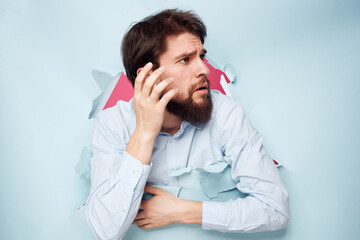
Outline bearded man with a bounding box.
[86,9,290,240]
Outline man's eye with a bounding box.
[180,57,189,63]
[200,54,206,61]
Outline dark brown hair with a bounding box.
[121,9,207,86]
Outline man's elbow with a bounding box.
[85,196,132,240]
[274,212,289,231]
[85,199,122,240]
[85,200,110,240]
[276,194,290,230]
[270,199,290,232]
[269,192,290,231]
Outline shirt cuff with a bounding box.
[202,201,229,232]
[112,150,152,191]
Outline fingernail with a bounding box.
[159,66,165,71]
[146,62,152,67]
[169,77,174,81]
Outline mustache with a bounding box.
[159,77,210,99]
[190,77,210,93]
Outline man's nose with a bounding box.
[195,57,210,77]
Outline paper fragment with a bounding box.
[102,72,134,110]
[75,147,92,183]
[88,92,104,119]
[91,69,114,91]
[177,168,201,190]
[178,176,208,201]
[167,162,248,202]
[196,161,228,173]
[204,57,231,95]
[169,166,192,177]
[223,63,235,83]
[200,164,238,199]
[88,72,121,119]
[220,74,232,97]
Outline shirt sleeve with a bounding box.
[202,97,290,233]
[85,114,151,240]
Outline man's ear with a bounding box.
[136,67,143,76]
[136,67,153,77]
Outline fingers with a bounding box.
[150,77,175,100]
[142,66,166,97]
[133,220,152,230]
[138,224,152,230]
[133,218,147,226]
[134,62,153,94]
[135,64,175,101]
[134,210,145,220]
[133,217,151,229]
[144,184,164,195]
[134,64,178,107]
[133,211,152,229]
[159,88,179,108]
[139,199,148,210]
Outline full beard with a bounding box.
[165,78,213,124]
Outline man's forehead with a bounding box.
[164,33,205,56]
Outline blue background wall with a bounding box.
[1,0,359,239]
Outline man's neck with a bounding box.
[161,110,183,135]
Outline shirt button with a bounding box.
[133,171,139,177]
[122,207,126,211]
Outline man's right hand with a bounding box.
[125,62,179,165]
[133,62,178,138]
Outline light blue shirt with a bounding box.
[85,90,290,240]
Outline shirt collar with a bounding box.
[183,121,204,130]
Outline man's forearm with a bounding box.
[126,63,178,166]
[126,128,156,165]
[178,200,202,225]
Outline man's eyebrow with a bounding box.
[174,49,207,60]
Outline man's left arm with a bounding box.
[200,97,290,233]
[202,136,290,232]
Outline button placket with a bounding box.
[166,138,178,185]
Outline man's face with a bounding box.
[158,32,212,124]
